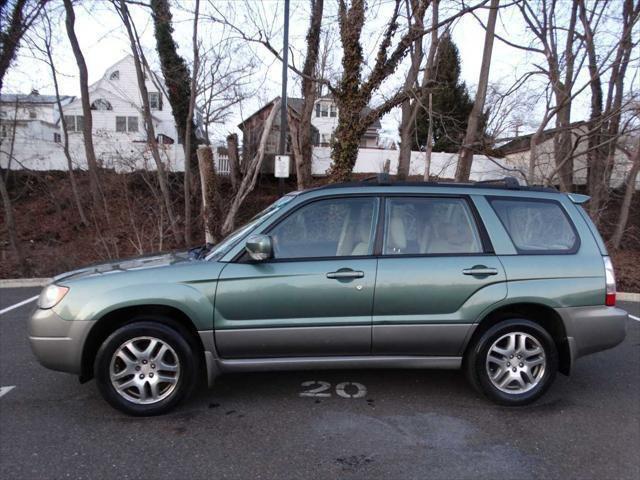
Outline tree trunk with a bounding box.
[0,172,25,274]
[182,0,200,246]
[117,0,181,245]
[226,133,241,191]
[197,145,217,244]
[63,0,103,213]
[222,100,280,234]
[456,0,499,182]
[423,92,434,181]
[610,141,640,249]
[295,0,324,190]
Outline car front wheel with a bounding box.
[465,319,558,406]
[94,321,197,416]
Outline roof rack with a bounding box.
[314,175,558,193]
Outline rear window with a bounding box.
[490,198,578,253]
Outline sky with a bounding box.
[4,0,632,145]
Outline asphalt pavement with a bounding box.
[1,287,638,480]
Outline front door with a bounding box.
[215,196,380,358]
[372,196,507,356]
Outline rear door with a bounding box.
[215,196,380,358]
[372,196,507,356]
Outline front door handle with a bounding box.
[463,266,498,276]
[326,270,364,279]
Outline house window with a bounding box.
[116,116,138,133]
[109,70,120,80]
[65,115,84,132]
[149,92,162,110]
[91,99,113,110]
[116,116,127,132]
[321,103,329,117]
[127,116,138,132]
[53,133,61,143]
[1,125,11,138]
[329,104,337,117]
[315,103,320,117]
[29,110,37,119]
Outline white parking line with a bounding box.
[0,296,38,316]
[0,386,16,398]
[629,314,640,322]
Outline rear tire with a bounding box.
[464,319,558,406]
[94,320,197,416]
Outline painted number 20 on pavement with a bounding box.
[299,381,367,398]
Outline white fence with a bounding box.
[311,147,520,182]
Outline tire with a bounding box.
[464,319,558,406]
[94,320,197,416]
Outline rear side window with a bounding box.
[490,198,578,253]
[383,197,483,255]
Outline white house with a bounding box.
[1,55,204,172]
[0,91,74,168]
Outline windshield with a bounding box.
[205,193,299,261]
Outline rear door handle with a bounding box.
[463,267,498,276]
[326,270,364,279]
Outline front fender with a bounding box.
[54,282,215,331]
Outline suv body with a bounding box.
[28,179,628,415]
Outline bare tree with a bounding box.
[196,144,218,244]
[62,0,104,214]
[611,137,640,249]
[579,0,640,222]
[397,0,440,180]
[34,7,88,226]
[221,99,280,234]
[455,0,499,182]
[0,0,48,273]
[115,0,181,245]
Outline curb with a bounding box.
[0,278,51,288]
[0,278,638,301]
[618,292,640,302]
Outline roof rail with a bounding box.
[474,176,521,189]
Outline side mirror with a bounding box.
[245,234,273,261]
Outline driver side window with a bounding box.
[269,197,377,259]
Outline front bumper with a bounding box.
[557,305,628,364]
[28,308,94,375]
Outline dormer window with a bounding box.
[329,104,337,117]
[315,102,329,118]
[109,70,120,80]
[148,92,162,110]
[91,99,113,111]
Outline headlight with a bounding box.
[38,284,70,309]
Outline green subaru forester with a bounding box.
[29,177,628,415]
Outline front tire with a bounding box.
[94,321,197,416]
[465,319,558,406]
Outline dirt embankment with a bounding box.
[1,171,638,291]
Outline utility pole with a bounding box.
[278,0,290,196]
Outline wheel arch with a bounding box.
[463,302,572,375]
[80,304,205,383]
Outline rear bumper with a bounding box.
[557,306,628,363]
[28,308,93,375]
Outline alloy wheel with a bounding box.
[485,331,546,394]
[109,336,181,405]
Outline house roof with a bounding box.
[238,96,382,130]
[0,93,74,104]
[497,121,588,155]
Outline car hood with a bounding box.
[53,251,195,283]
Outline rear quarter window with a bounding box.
[489,198,579,254]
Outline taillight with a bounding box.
[603,256,616,306]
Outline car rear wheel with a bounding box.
[465,319,558,406]
[95,321,197,416]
